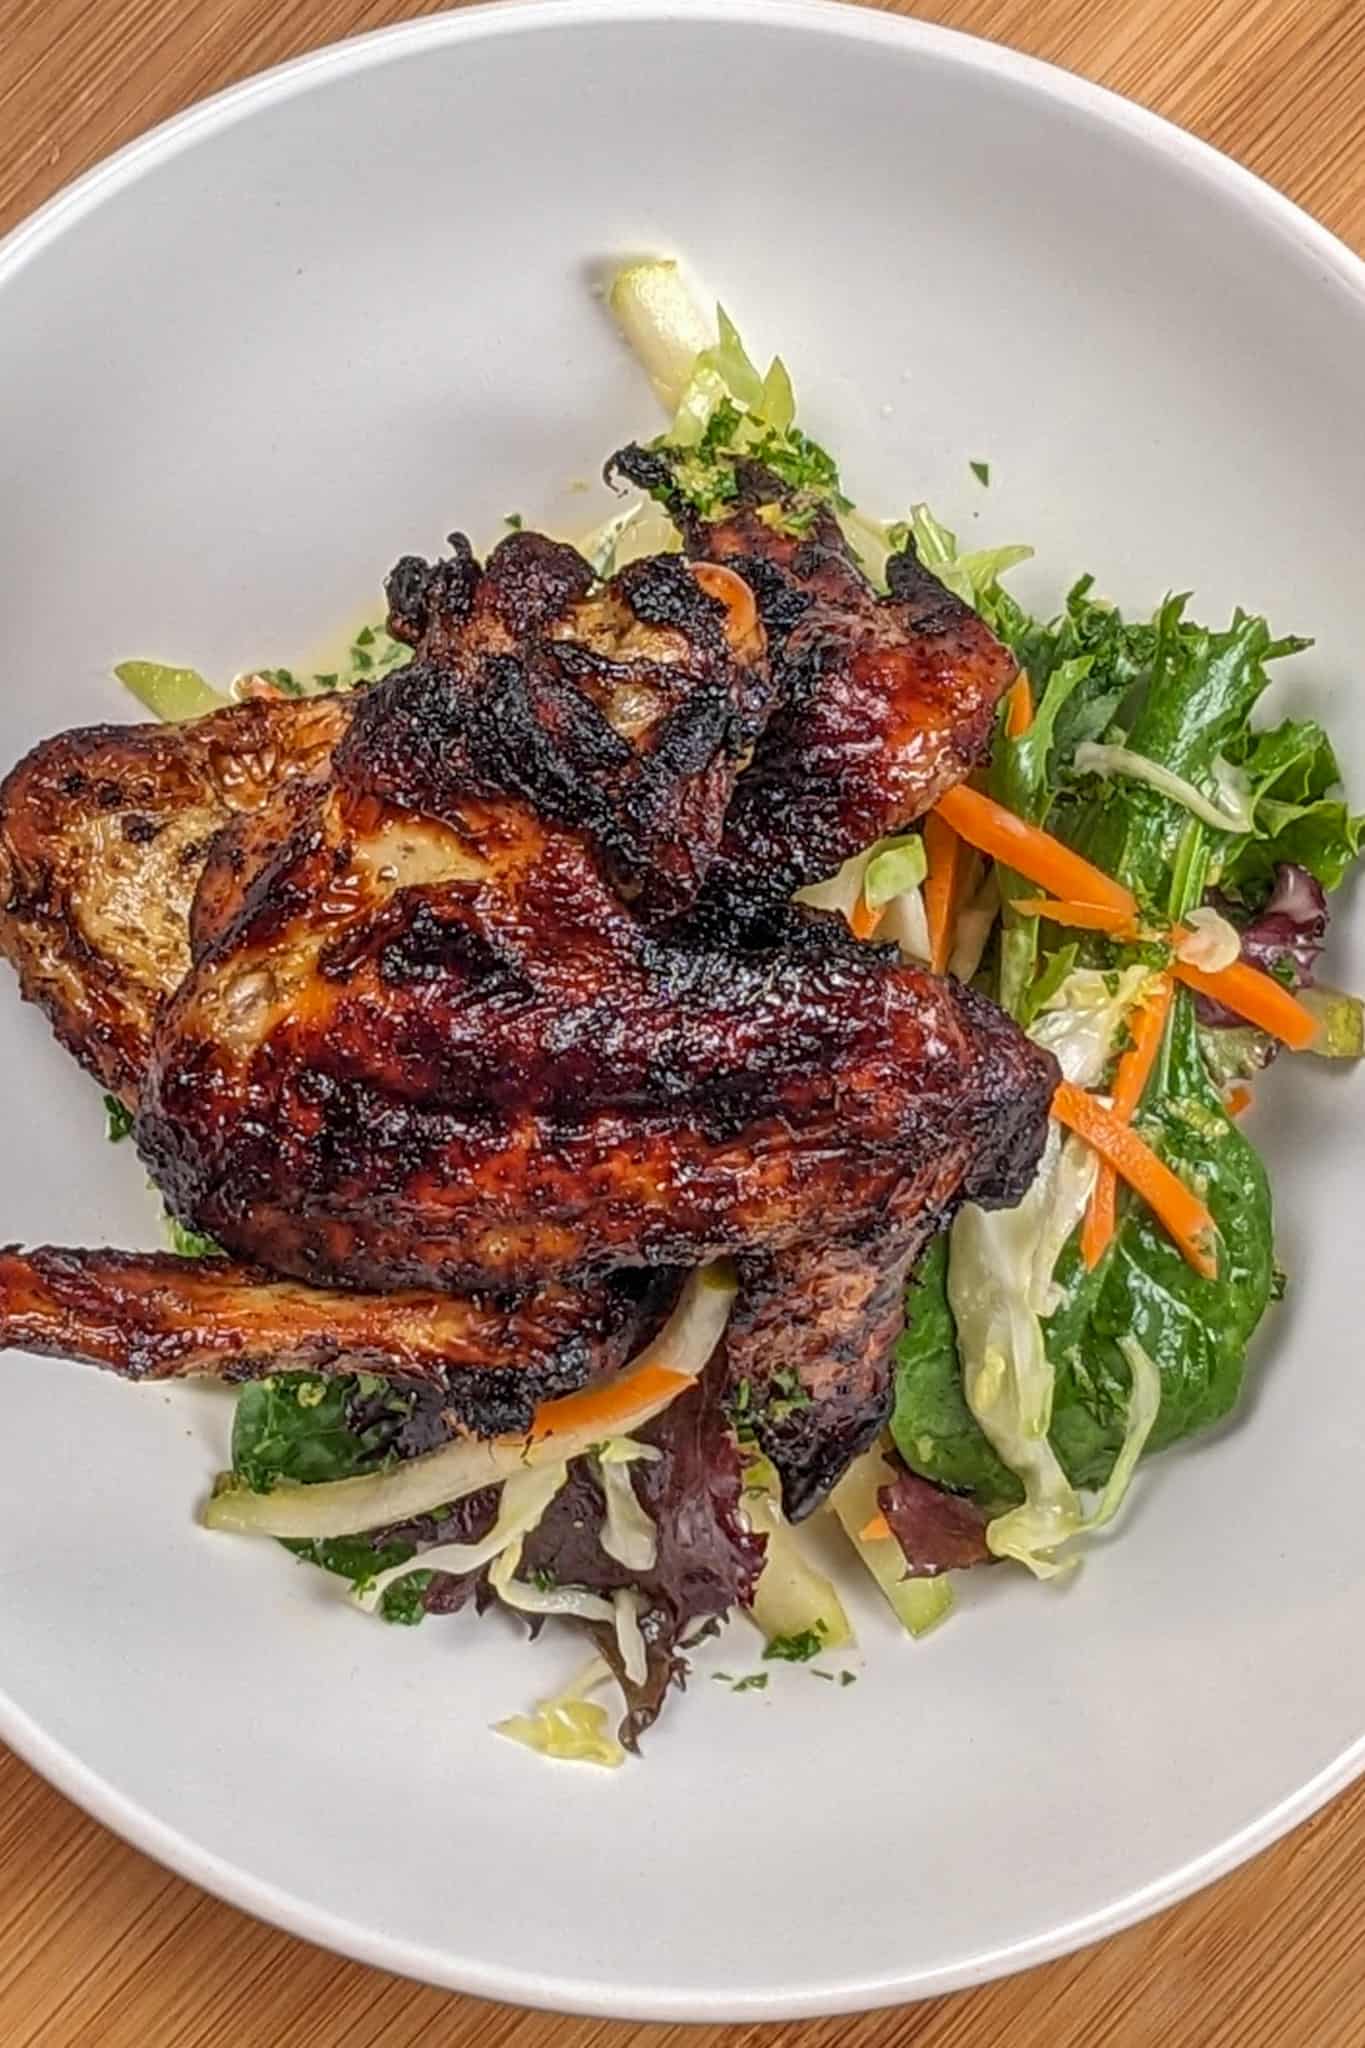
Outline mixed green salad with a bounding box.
[114,262,1364,1762]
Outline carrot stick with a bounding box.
[1009,896,1136,934]
[848,892,884,941]
[935,784,1138,918]
[1005,674,1034,738]
[1080,977,1173,1269]
[1170,953,1316,1051]
[530,1363,691,1444]
[923,810,964,972]
[1052,1079,1217,1278]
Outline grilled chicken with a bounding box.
[136,640,1052,1294]
[0,518,1055,1508]
[609,445,1015,910]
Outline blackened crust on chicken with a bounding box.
[368,531,775,920]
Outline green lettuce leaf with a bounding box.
[1220,717,1365,896]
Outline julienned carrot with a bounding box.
[1170,953,1316,1052]
[848,893,884,941]
[1052,1079,1217,1278]
[1005,674,1034,738]
[530,1363,691,1444]
[922,810,964,972]
[860,1512,892,1542]
[1080,977,1174,1269]
[1010,896,1135,934]
[935,783,1138,919]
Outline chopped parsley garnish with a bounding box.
[164,1211,224,1260]
[970,459,991,487]
[103,1093,133,1143]
[765,1367,813,1423]
[839,1670,858,1687]
[730,1672,769,1693]
[504,512,524,530]
[762,1625,828,1664]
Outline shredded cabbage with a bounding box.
[741,1456,854,1650]
[1074,740,1255,835]
[1030,965,1158,1085]
[607,260,713,412]
[489,1540,616,1623]
[596,1444,659,1571]
[948,869,1000,983]
[1091,1338,1163,1529]
[202,1261,735,1539]
[354,1463,568,1613]
[114,660,226,722]
[495,1656,624,1770]
[828,1450,955,1638]
[611,1588,649,1686]
[572,501,680,577]
[1176,906,1243,973]
[1300,983,1365,1059]
[793,850,868,922]
[952,1199,1163,1576]
[879,886,932,963]
[863,835,928,909]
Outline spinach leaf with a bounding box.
[1045,991,1273,1484]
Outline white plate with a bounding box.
[1,0,1363,2019]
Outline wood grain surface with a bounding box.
[2,1,1364,2042]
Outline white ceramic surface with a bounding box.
[1,0,1363,2019]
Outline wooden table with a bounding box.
[3,0,1364,2040]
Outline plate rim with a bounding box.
[3,0,1365,2018]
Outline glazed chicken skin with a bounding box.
[139,672,1052,1293]
[0,516,1056,1507]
